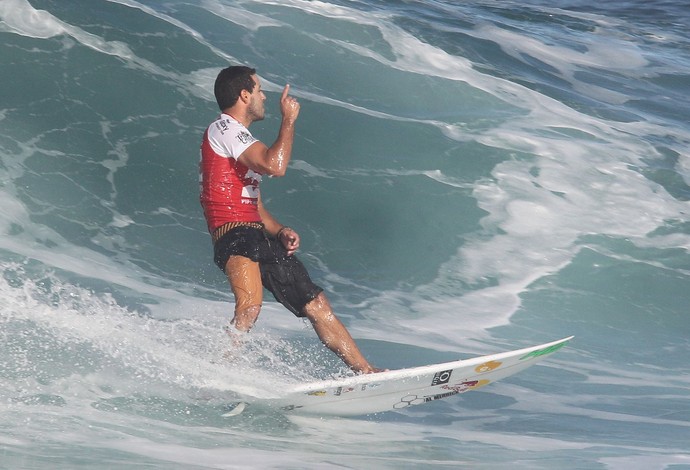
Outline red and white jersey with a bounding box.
[199,114,263,233]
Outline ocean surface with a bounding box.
[1,0,689,468]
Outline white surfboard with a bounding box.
[225,336,572,417]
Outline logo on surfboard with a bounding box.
[474,360,502,373]
[520,341,568,360]
[431,369,453,386]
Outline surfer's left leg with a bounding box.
[303,292,381,374]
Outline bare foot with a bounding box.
[357,366,388,374]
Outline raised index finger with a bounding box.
[281,84,290,101]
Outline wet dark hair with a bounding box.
[214,66,257,111]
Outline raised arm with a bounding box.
[239,85,300,177]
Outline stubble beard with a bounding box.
[248,97,265,123]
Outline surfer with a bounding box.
[200,65,380,374]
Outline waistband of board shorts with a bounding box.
[211,221,264,244]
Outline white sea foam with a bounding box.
[0,0,133,57]
[201,0,284,31]
[0,269,298,398]
[0,0,67,38]
[678,152,690,185]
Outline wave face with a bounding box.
[2,0,689,468]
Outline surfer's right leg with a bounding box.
[259,243,383,374]
[225,255,263,332]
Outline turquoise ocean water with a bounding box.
[1,0,689,468]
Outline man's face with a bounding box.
[247,75,266,122]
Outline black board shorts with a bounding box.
[213,226,323,317]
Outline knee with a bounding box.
[304,294,338,326]
[306,291,330,310]
[303,292,328,315]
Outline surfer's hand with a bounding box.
[280,84,300,124]
[278,226,299,256]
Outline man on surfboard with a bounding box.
[200,65,379,374]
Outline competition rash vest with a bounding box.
[199,114,263,233]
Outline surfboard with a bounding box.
[223,336,572,417]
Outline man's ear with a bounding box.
[239,89,251,104]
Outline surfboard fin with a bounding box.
[221,402,247,417]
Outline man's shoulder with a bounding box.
[207,115,256,144]
[208,115,240,135]
[204,115,258,160]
